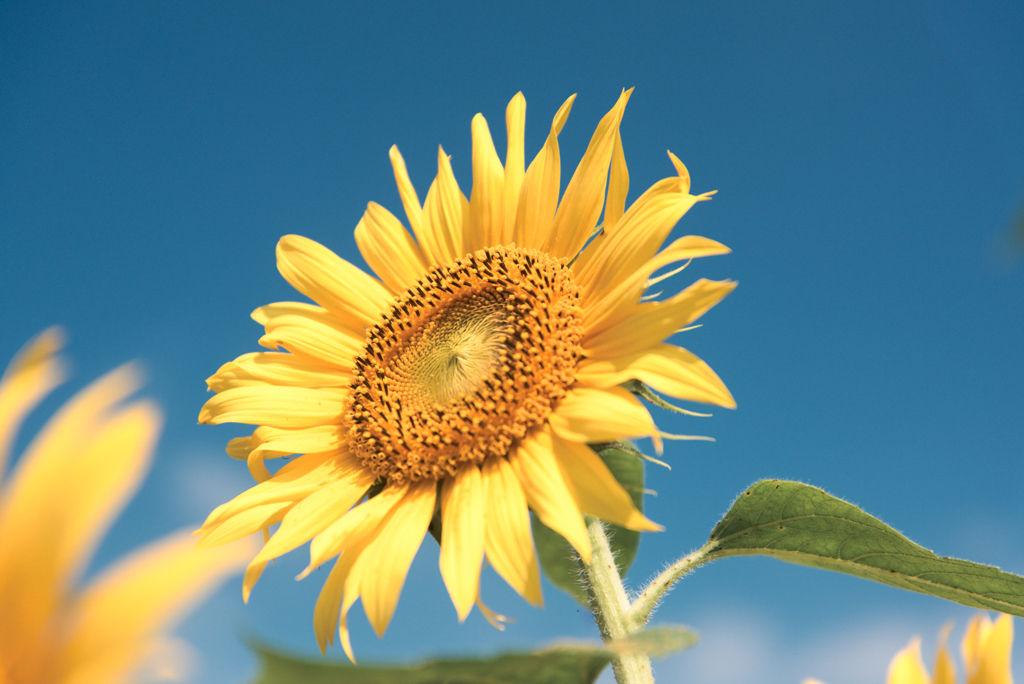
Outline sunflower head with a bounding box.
[350,245,584,484]
[198,89,736,660]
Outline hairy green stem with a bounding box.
[582,515,654,684]
[628,541,717,627]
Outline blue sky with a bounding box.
[2,2,1023,682]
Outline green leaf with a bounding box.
[707,480,1024,616]
[532,443,646,605]
[250,626,698,684]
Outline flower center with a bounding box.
[348,246,583,484]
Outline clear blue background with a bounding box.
[3,2,1023,682]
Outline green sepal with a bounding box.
[532,443,646,606]
[249,626,697,684]
[623,379,711,417]
[707,480,1024,616]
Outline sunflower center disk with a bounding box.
[349,246,583,484]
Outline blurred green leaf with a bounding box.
[532,444,646,606]
[251,625,697,684]
[708,480,1024,616]
[251,646,612,684]
[606,625,698,658]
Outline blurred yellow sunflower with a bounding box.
[0,329,255,684]
[197,90,736,660]
[804,613,1014,684]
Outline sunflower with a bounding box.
[0,329,254,684]
[197,89,736,660]
[804,613,1014,684]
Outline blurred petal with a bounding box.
[933,623,956,684]
[887,638,931,684]
[63,532,255,683]
[0,327,66,479]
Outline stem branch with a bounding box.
[628,541,717,627]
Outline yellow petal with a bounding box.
[355,201,429,294]
[603,125,629,231]
[0,327,66,480]
[546,88,632,259]
[198,451,352,544]
[887,638,931,684]
[312,538,372,659]
[226,435,255,460]
[481,455,542,606]
[251,424,346,457]
[513,94,574,250]
[349,479,436,637]
[465,113,505,252]
[576,153,710,298]
[420,147,468,267]
[503,92,526,245]
[198,385,346,428]
[242,556,269,603]
[206,352,351,392]
[581,229,724,333]
[63,532,255,683]
[198,502,292,550]
[508,428,591,563]
[259,312,365,371]
[276,234,391,330]
[306,482,410,573]
[575,343,735,409]
[439,462,486,621]
[549,431,661,532]
[476,596,513,631]
[250,466,376,567]
[548,386,660,452]
[582,234,731,333]
[251,301,328,326]
[389,145,424,238]
[583,278,737,360]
